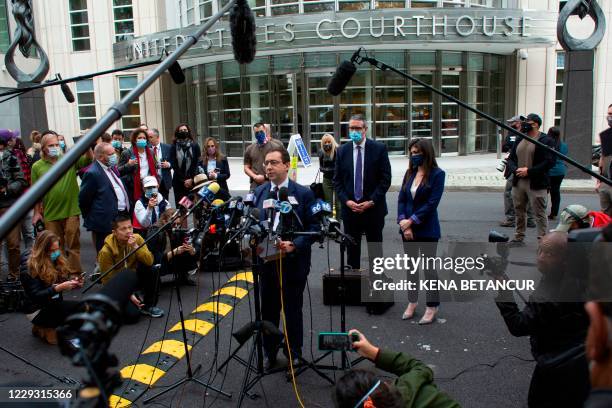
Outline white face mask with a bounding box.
[47,147,60,157]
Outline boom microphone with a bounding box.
[229,0,257,64]
[327,59,357,96]
[57,74,75,103]
[96,268,140,312]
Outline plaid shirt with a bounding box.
[12,148,31,186]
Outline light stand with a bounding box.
[143,215,231,404]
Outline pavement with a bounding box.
[0,191,602,407]
[226,153,599,193]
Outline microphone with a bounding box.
[168,61,186,84]
[227,196,243,229]
[263,190,277,234]
[198,182,220,204]
[57,74,75,103]
[96,268,140,313]
[229,0,256,64]
[178,195,194,211]
[278,186,303,229]
[327,57,358,96]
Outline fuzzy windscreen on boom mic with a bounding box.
[230,0,257,64]
[327,60,357,96]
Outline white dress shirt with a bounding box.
[352,137,366,196]
[99,160,129,211]
[138,150,150,180]
[270,177,290,231]
[152,144,162,177]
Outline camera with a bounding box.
[496,159,507,173]
[318,332,360,351]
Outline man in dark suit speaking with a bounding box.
[79,143,131,253]
[253,146,317,368]
[333,114,391,275]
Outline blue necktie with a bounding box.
[355,146,363,201]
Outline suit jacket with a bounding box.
[333,139,392,220]
[156,142,173,192]
[506,132,556,190]
[79,161,125,233]
[397,167,445,240]
[199,156,231,192]
[253,179,317,281]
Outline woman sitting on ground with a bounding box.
[20,230,83,345]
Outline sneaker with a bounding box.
[140,306,165,318]
[499,220,515,227]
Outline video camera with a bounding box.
[481,230,510,278]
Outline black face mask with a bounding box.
[323,144,332,152]
[176,130,190,140]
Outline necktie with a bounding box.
[273,186,279,199]
[151,206,157,225]
[355,146,363,201]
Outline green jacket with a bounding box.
[375,349,461,408]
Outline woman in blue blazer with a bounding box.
[397,138,445,325]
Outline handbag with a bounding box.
[310,168,325,200]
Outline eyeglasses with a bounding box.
[264,159,282,166]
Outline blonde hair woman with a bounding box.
[318,133,341,220]
[20,231,83,344]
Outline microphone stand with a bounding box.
[143,225,231,404]
[0,0,244,241]
[349,48,612,187]
[0,344,79,385]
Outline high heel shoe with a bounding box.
[418,307,438,325]
[402,303,418,320]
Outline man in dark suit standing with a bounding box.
[79,143,131,253]
[333,114,391,275]
[254,146,317,368]
[147,128,173,201]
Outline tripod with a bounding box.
[296,229,365,374]
[218,233,334,406]
[0,344,79,385]
[144,228,231,404]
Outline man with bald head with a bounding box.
[79,142,131,253]
[495,232,590,407]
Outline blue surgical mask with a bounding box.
[48,147,60,157]
[145,188,158,198]
[111,140,122,149]
[59,141,66,150]
[50,249,61,262]
[107,153,118,167]
[349,131,362,144]
[136,139,148,149]
[410,154,424,168]
[255,131,266,145]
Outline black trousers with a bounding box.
[32,300,80,328]
[260,258,307,358]
[549,175,564,217]
[527,357,589,408]
[93,231,111,254]
[402,237,440,307]
[121,265,162,324]
[343,210,384,274]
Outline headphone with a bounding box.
[563,208,590,229]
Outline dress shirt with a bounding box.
[99,160,129,211]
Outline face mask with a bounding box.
[410,154,424,168]
[607,116,612,127]
[107,153,118,167]
[255,131,266,145]
[349,131,362,144]
[136,139,148,149]
[111,140,122,149]
[207,147,216,156]
[176,130,189,140]
[50,249,61,262]
[145,188,157,198]
[323,144,332,152]
[47,147,60,157]
[59,141,66,150]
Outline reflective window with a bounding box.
[113,0,134,42]
[76,80,97,131]
[69,0,90,51]
[0,1,9,53]
[555,51,564,127]
[441,72,460,154]
[186,0,195,25]
[374,52,406,155]
[466,54,487,153]
[309,73,335,152]
[199,0,213,21]
[118,76,141,130]
[221,61,243,155]
[411,73,433,140]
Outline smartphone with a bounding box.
[318,332,359,351]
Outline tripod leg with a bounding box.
[192,378,232,398]
[217,339,248,373]
[238,339,259,407]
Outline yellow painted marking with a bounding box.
[108,395,132,407]
[143,339,192,359]
[212,286,248,299]
[192,301,233,316]
[120,364,166,385]
[169,319,214,336]
[228,272,253,283]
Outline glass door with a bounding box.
[440,71,460,155]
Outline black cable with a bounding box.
[436,354,534,382]
[326,237,337,382]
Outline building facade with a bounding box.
[2,1,611,157]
